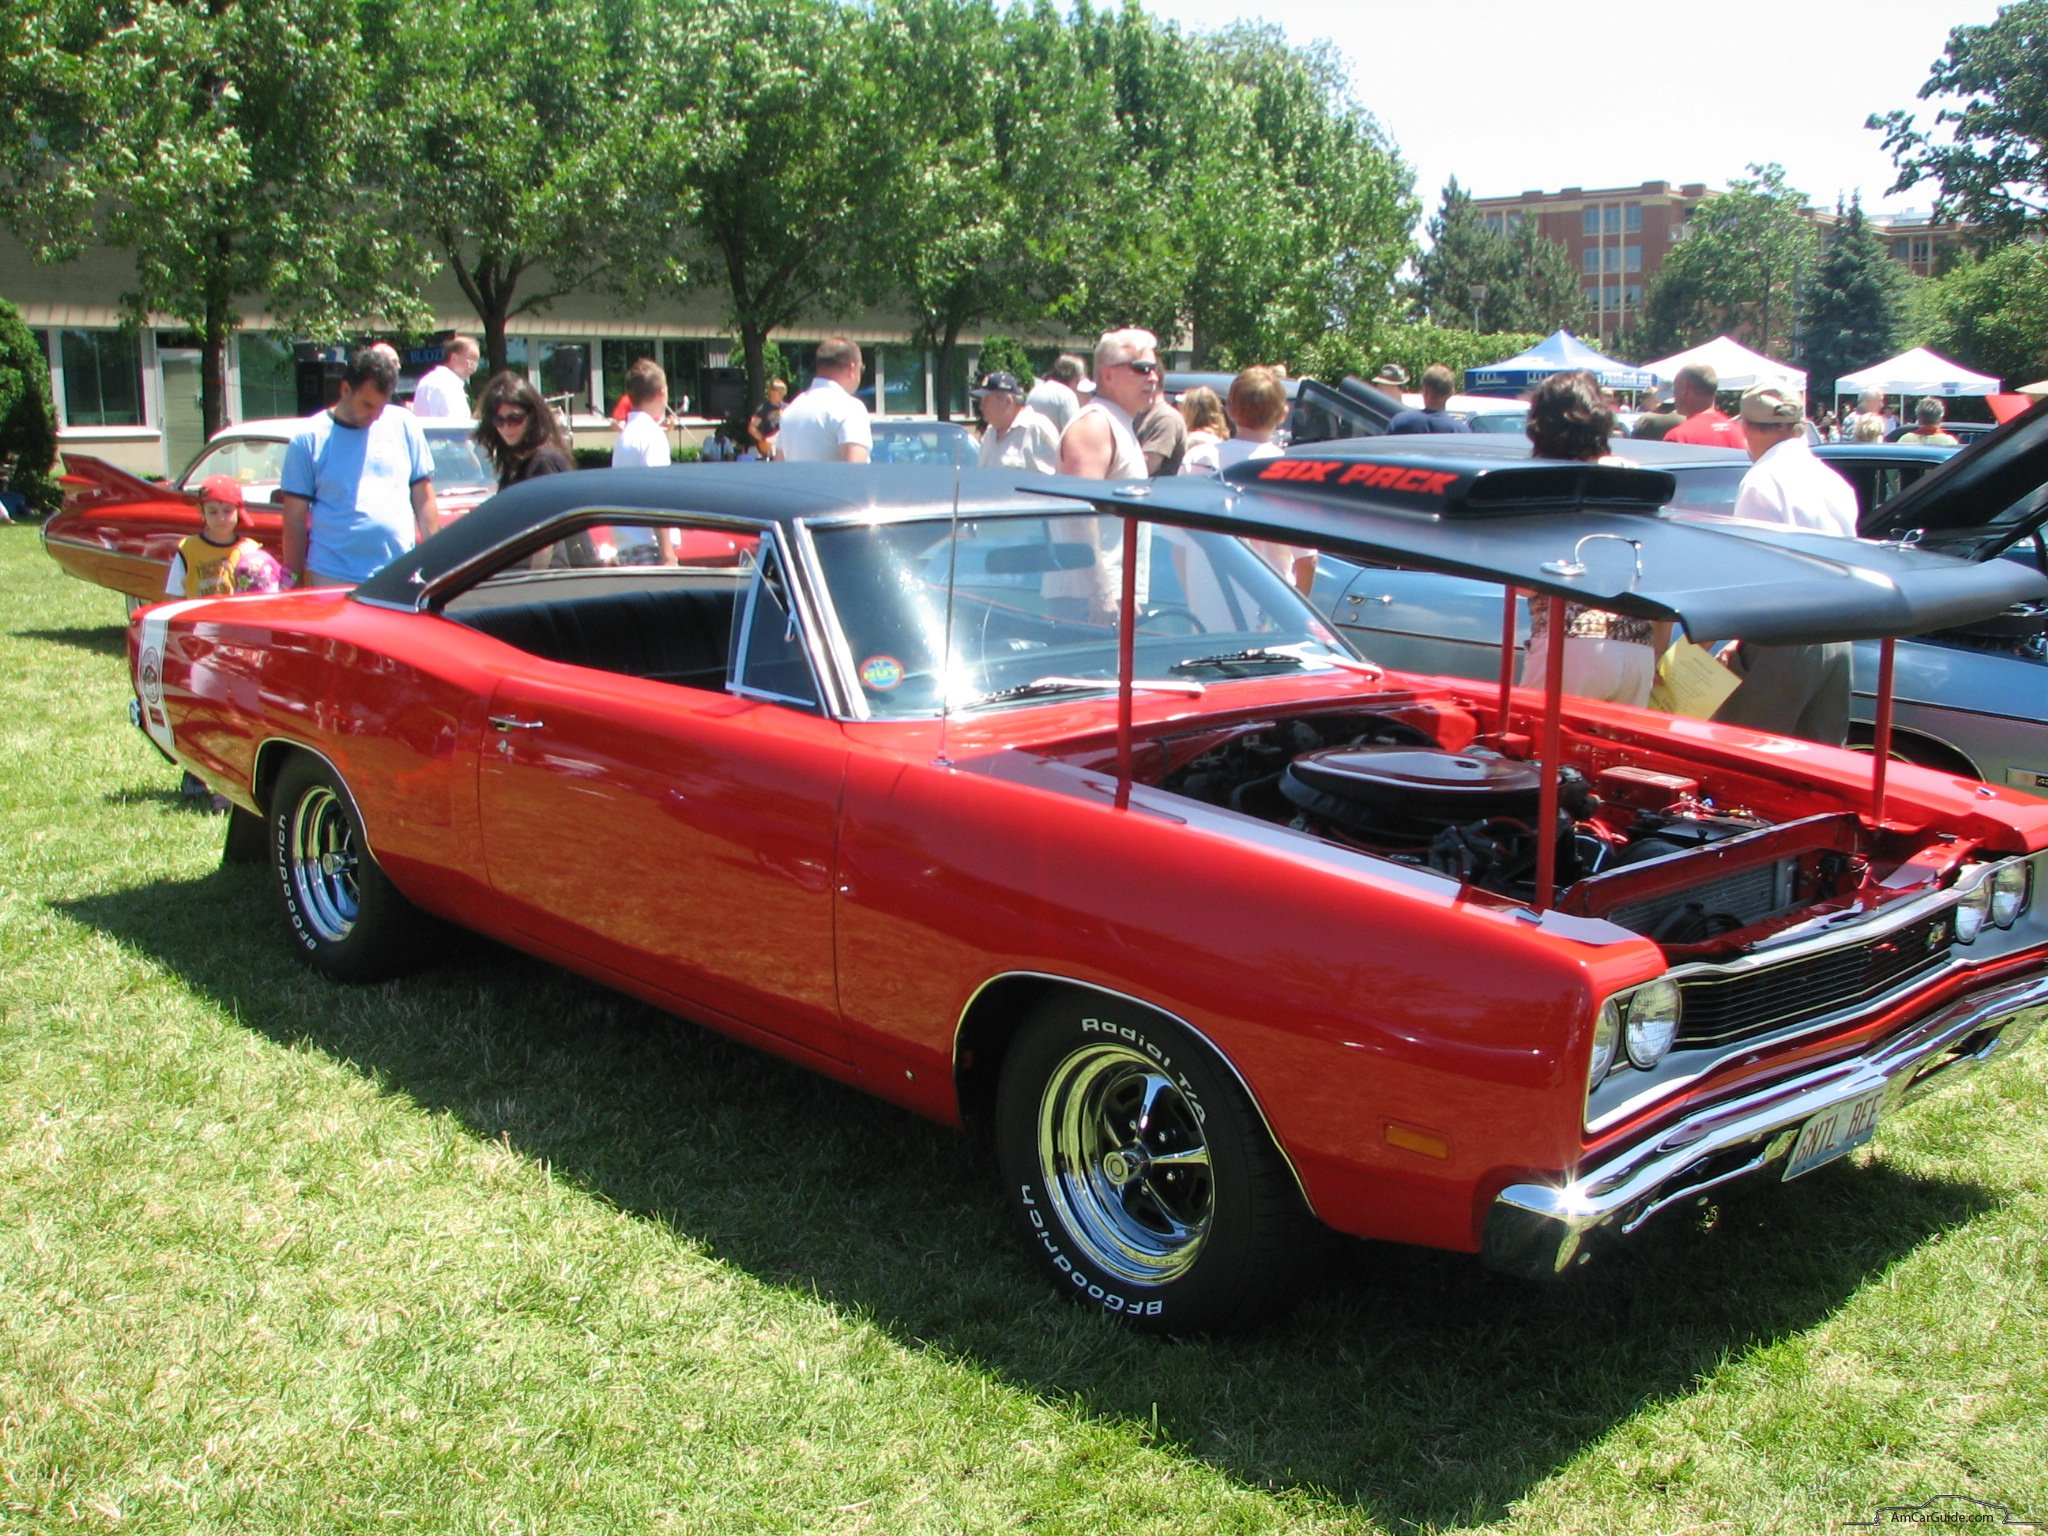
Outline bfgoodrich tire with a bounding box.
[994,994,1318,1333]
[269,754,429,982]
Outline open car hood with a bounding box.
[1039,444,2048,646]
[1860,395,2048,563]
[1286,377,1398,445]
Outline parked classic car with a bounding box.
[44,417,498,608]
[129,453,2048,1330]
[1313,429,2048,796]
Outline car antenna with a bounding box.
[933,463,961,768]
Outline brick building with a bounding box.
[1470,181,1711,343]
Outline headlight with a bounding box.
[1990,862,2031,929]
[1623,979,1683,1069]
[1589,998,1620,1089]
[1954,882,1992,944]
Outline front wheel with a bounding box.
[994,996,1317,1333]
[270,754,430,982]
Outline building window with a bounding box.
[1625,203,1642,233]
[1582,207,1600,236]
[1624,244,1642,272]
[1913,239,1931,264]
[1624,284,1642,307]
[1583,247,1601,273]
[1604,284,1621,310]
[874,343,925,416]
[1892,238,1910,260]
[538,342,593,412]
[1507,212,1523,232]
[57,329,145,428]
[237,331,299,420]
[1603,205,1621,234]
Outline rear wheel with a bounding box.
[994,995,1317,1333]
[269,755,428,981]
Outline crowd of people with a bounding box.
[198,328,1921,762]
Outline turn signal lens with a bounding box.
[1589,998,1621,1089]
[1623,978,1683,1069]
[1954,882,1992,944]
[1990,863,2031,929]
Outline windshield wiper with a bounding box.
[1170,644,1382,678]
[971,674,1206,705]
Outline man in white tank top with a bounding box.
[1050,328,1158,616]
[1059,327,1155,480]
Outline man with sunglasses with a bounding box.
[1058,328,1155,480]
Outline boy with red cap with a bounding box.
[164,475,292,598]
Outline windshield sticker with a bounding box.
[860,655,905,691]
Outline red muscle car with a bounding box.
[44,417,499,608]
[127,453,2048,1331]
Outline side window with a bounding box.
[440,517,759,693]
[729,540,821,708]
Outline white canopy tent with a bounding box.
[1835,347,2001,399]
[1642,336,1804,393]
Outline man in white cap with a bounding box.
[1729,383,1857,538]
[1710,382,1858,745]
[972,371,1060,474]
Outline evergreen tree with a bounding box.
[1799,197,1906,402]
[1411,179,1587,334]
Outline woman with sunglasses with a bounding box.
[474,372,574,488]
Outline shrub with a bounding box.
[0,297,60,514]
[971,336,1035,391]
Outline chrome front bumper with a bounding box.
[1482,970,2048,1280]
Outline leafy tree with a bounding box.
[1636,163,1816,359]
[629,0,901,408]
[1799,197,1908,401]
[1905,241,2048,387]
[0,0,425,437]
[367,0,664,376]
[971,336,1035,389]
[1411,179,1588,335]
[1871,0,2048,239]
[0,295,59,511]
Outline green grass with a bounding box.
[2,520,2045,1535]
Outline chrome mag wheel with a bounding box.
[286,782,359,944]
[1037,1041,1215,1285]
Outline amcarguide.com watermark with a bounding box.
[1847,1493,2043,1527]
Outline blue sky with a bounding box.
[1138,0,2008,223]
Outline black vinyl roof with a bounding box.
[357,455,2047,647]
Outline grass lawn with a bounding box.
[2,519,2044,1535]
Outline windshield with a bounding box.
[424,426,495,490]
[810,512,1359,718]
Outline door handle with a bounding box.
[489,715,545,731]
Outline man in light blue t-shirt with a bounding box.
[280,345,440,588]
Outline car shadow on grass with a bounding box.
[56,865,2007,1529]
[17,623,129,658]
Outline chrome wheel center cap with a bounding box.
[1101,1148,1144,1187]
[321,851,350,878]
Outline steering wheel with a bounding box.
[1136,603,1209,635]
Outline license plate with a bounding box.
[1783,1086,1886,1181]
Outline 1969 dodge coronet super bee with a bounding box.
[129,453,2048,1330]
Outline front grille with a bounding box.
[1675,911,1956,1047]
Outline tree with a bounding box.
[1799,197,1908,402]
[0,0,426,437]
[1636,164,1816,359]
[367,0,665,376]
[971,336,1035,388]
[1906,241,2048,388]
[0,295,59,510]
[1871,0,2048,239]
[629,0,901,408]
[1410,179,1589,334]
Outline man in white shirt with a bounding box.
[410,335,479,419]
[777,338,872,463]
[1025,354,1088,434]
[1730,384,1859,538]
[972,371,1060,474]
[1712,384,1859,745]
[611,358,671,469]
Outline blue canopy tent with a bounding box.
[1463,330,1654,397]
